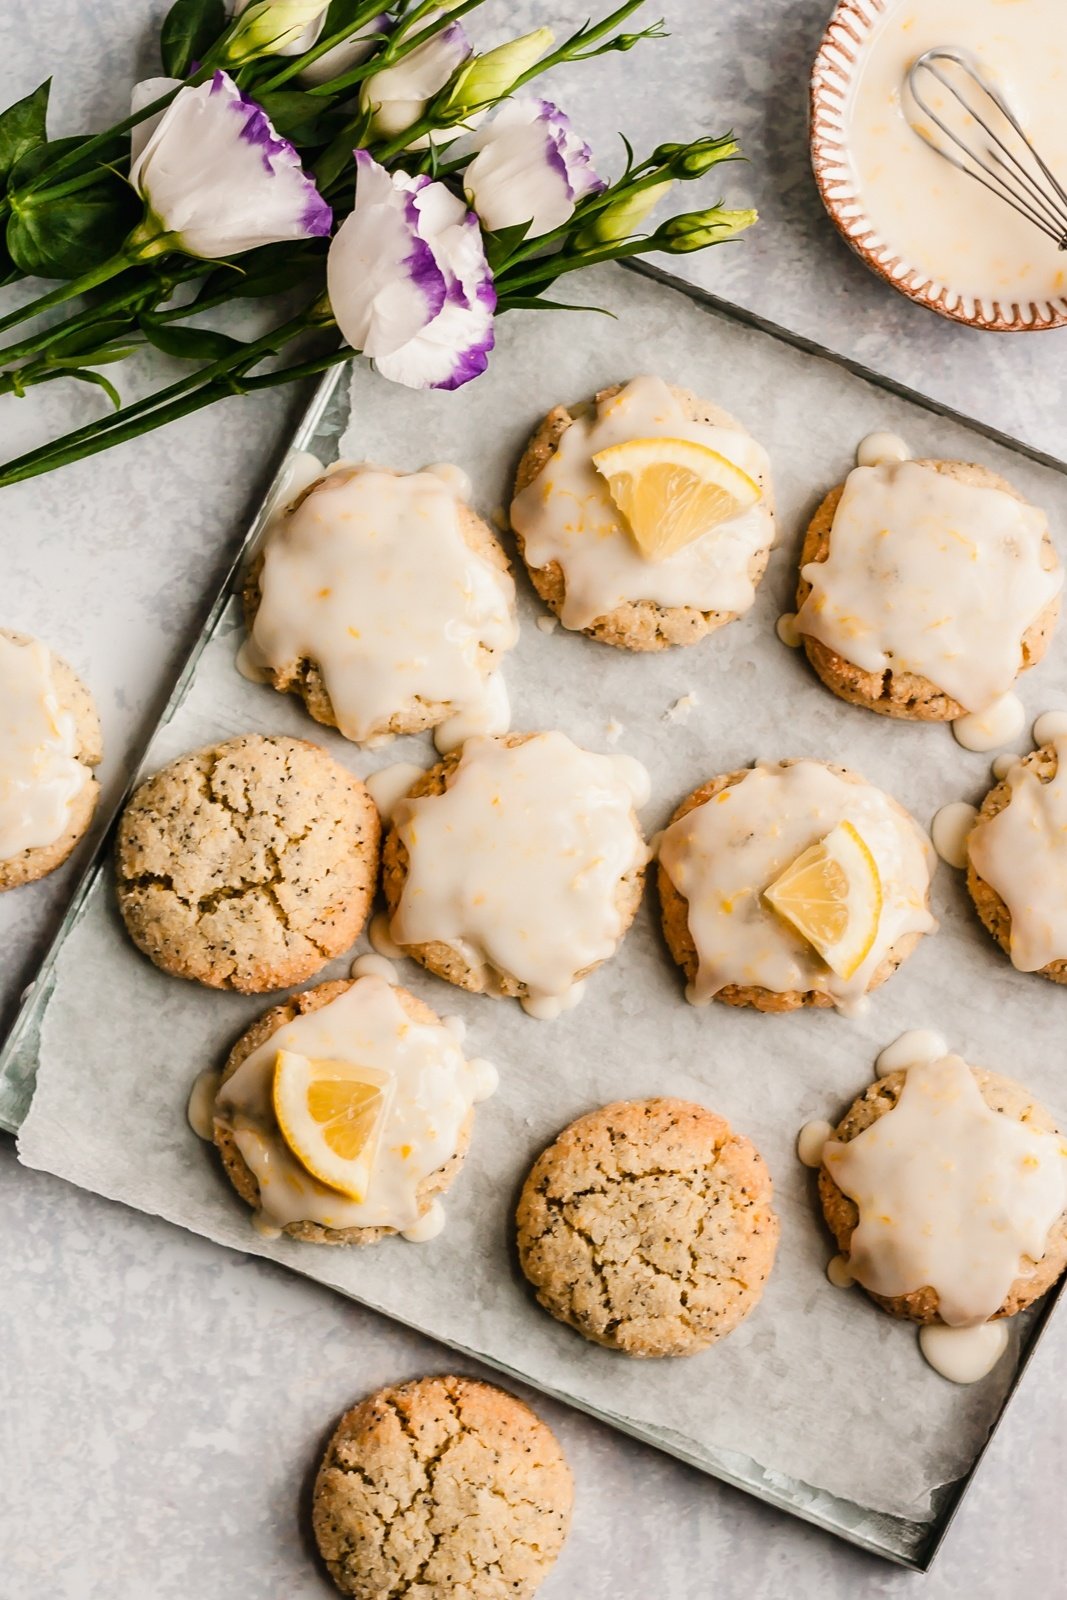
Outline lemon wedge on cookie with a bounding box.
[272,1050,392,1200]
[763,820,882,979]
[591,436,760,561]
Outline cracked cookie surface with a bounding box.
[116,733,378,992]
[516,1097,779,1357]
[312,1375,573,1599]
[795,460,1059,720]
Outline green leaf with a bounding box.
[66,367,123,409]
[498,296,616,315]
[160,0,227,78]
[483,219,533,272]
[6,171,140,279]
[45,318,141,360]
[139,315,247,361]
[0,79,50,190]
[255,90,330,144]
[13,131,130,192]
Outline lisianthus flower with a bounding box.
[129,77,183,162]
[461,97,603,238]
[358,11,471,141]
[128,71,332,258]
[228,0,327,59]
[297,15,390,87]
[326,151,495,390]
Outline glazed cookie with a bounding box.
[0,629,102,891]
[510,374,775,650]
[212,975,496,1244]
[516,1098,779,1357]
[381,730,649,1017]
[312,1376,573,1600]
[242,464,517,750]
[794,457,1061,721]
[818,1056,1067,1324]
[657,759,935,1013]
[116,733,377,992]
[966,738,1067,983]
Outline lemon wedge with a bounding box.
[591,436,760,561]
[763,820,883,979]
[272,1050,392,1200]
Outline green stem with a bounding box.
[495,236,663,297]
[507,0,648,94]
[0,246,141,338]
[0,262,204,367]
[0,302,326,479]
[254,0,394,91]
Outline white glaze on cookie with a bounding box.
[919,1322,1009,1385]
[855,432,910,468]
[967,734,1067,970]
[953,692,1026,753]
[931,802,978,869]
[187,1070,221,1141]
[215,975,495,1234]
[365,762,427,824]
[795,460,1061,714]
[510,376,774,631]
[0,634,90,861]
[658,761,935,1008]
[1034,710,1067,745]
[824,1054,1067,1326]
[875,1029,949,1075]
[797,1119,834,1168]
[389,733,649,1013]
[249,466,518,749]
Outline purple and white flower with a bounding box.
[326,152,495,391]
[359,12,472,142]
[461,98,603,238]
[128,71,332,259]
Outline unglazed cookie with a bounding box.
[819,1060,1067,1323]
[795,458,1061,720]
[0,629,102,891]
[510,375,775,650]
[312,1376,573,1599]
[116,733,377,992]
[657,759,935,1013]
[516,1098,779,1357]
[212,976,494,1244]
[966,740,1067,984]
[242,464,517,749]
[381,731,649,1016]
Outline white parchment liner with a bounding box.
[17,266,1067,1539]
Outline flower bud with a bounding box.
[649,135,741,178]
[655,205,757,251]
[463,98,602,238]
[440,28,554,118]
[226,0,326,63]
[574,178,673,248]
[360,16,472,141]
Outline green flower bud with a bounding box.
[440,28,554,117]
[656,205,757,251]
[224,0,326,64]
[574,179,673,248]
[649,135,741,178]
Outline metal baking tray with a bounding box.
[5,258,1067,1571]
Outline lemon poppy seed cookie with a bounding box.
[966,739,1067,984]
[381,730,649,1017]
[818,1057,1067,1325]
[312,1376,573,1599]
[516,1098,779,1357]
[795,456,1061,721]
[0,629,102,891]
[242,464,518,749]
[211,975,495,1245]
[657,759,935,1013]
[116,733,377,992]
[510,375,775,651]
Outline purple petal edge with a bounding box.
[214,71,333,236]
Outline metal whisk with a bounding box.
[906,47,1067,251]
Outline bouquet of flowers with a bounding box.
[0,0,754,487]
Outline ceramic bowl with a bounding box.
[809,0,1067,332]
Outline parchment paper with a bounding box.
[16,265,1067,1551]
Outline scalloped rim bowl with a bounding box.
[809,0,1067,332]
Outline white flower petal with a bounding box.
[232,0,326,56]
[129,71,332,258]
[297,16,388,87]
[462,97,603,238]
[129,77,184,164]
[359,16,471,140]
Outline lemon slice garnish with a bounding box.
[272,1050,392,1201]
[591,436,760,561]
[763,820,883,979]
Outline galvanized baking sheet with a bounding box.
[6,261,1067,1569]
